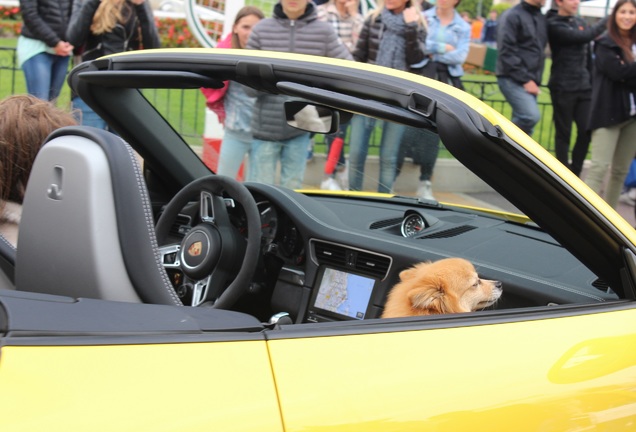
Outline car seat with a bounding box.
[15,126,182,305]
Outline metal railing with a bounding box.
[0,46,556,153]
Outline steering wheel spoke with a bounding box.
[159,243,181,270]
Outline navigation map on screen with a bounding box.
[314,268,375,319]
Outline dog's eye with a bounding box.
[472,279,481,288]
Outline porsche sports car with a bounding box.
[1,49,636,431]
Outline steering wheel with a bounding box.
[155,175,261,308]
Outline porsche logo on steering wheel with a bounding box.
[187,241,202,257]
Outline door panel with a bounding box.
[267,310,636,431]
[0,340,283,431]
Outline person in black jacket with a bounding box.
[547,0,608,177]
[17,0,74,101]
[495,0,547,136]
[66,0,160,129]
[348,0,427,193]
[584,0,636,209]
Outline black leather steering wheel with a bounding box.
[155,175,261,308]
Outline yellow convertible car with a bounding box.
[1,50,635,431]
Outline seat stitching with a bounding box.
[121,140,182,306]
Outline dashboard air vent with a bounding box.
[591,278,613,294]
[355,251,390,279]
[170,214,192,238]
[420,225,476,239]
[314,242,347,267]
[370,217,402,230]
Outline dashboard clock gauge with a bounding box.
[401,213,426,237]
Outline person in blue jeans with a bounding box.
[397,0,469,200]
[18,0,74,101]
[495,0,547,136]
[349,0,427,192]
[201,6,264,180]
[349,116,407,193]
[246,0,352,189]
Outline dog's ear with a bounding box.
[399,267,417,281]
[408,286,446,314]
[399,261,432,282]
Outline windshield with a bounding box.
[142,84,523,218]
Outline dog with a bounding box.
[381,258,502,318]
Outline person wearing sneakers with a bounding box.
[317,0,363,191]
[397,0,469,200]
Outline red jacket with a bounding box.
[200,33,232,123]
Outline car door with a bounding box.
[266,307,636,431]
[0,291,284,432]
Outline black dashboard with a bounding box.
[167,182,619,323]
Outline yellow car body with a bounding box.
[1,49,635,430]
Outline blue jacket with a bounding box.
[414,8,470,78]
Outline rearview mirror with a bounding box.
[285,101,340,134]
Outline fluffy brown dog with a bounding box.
[381,258,502,318]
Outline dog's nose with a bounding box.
[494,281,502,289]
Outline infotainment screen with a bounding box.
[311,267,376,320]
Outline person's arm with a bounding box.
[404,23,427,66]
[66,0,100,48]
[497,12,533,84]
[347,2,364,50]
[594,41,636,85]
[548,16,608,46]
[352,16,371,63]
[433,19,471,66]
[325,28,354,60]
[132,0,160,49]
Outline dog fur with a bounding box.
[381,258,503,318]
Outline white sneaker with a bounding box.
[619,192,636,206]
[335,162,349,190]
[417,180,435,200]
[321,177,342,191]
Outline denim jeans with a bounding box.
[497,76,540,136]
[217,129,252,181]
[22,53,69,101]
[348,115,405,193]
[250,132,310,189]
[72,97,108,130]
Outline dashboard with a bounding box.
[166,182,619,323]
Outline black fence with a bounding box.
[0,46,556,153]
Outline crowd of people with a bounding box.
[9,0,636,211]
[496,0,636,210]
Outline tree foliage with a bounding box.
[457,0,494,19]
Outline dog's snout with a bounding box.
[494,281,502,289]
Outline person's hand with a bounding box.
[345,0,359,16]
[55,41,74,57]
[444,44,456,52]
[403,6,419,23]
[523,80,540,95]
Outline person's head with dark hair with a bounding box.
[608,0,636,61]
[0,95,77,207]
[231,6,265,49]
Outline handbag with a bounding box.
[417,60,464,91]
